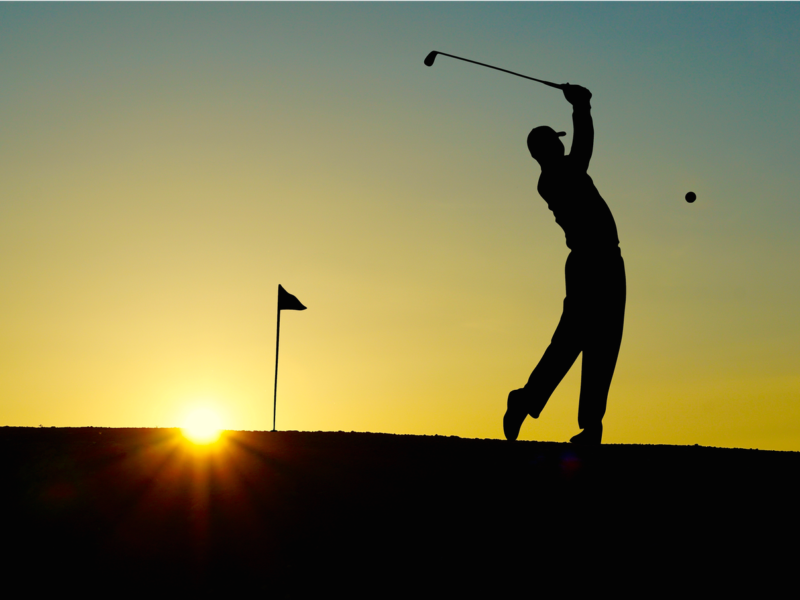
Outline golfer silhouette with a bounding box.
[504,84,625,445]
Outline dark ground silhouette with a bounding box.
[3,428,797,594]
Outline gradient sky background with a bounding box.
[2,3,799,450]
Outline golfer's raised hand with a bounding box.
[562,84,592,107]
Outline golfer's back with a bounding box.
[537,157,620,252]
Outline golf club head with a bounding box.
[424,51,438,67]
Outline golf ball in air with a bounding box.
[685,191,696,203]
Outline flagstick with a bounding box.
[273,304,281,432]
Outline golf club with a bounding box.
[424,51,564,90]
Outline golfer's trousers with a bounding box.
[525,248,626,429]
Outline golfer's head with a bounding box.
[527,126,566,164]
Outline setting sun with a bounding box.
[181,407,223,445]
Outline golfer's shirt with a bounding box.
[537,158,620,253]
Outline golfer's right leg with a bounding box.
[504,301,582,441]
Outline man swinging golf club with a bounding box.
[503,83,626,445]
[424,52,625,445]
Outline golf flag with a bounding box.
[278,284,307,311]
[273,285,306,432]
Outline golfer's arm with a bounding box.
[570,105,594,172]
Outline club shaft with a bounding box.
[435,52,563,90]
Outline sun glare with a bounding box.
[181,407,223,445]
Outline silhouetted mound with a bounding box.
[2,428,797,595]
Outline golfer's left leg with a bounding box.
[577,258,626,434]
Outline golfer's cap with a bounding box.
[528,126,566,141]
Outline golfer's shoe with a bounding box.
[569,425,603,446]
[503,388,530,442]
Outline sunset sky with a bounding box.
[2,3,799,450]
